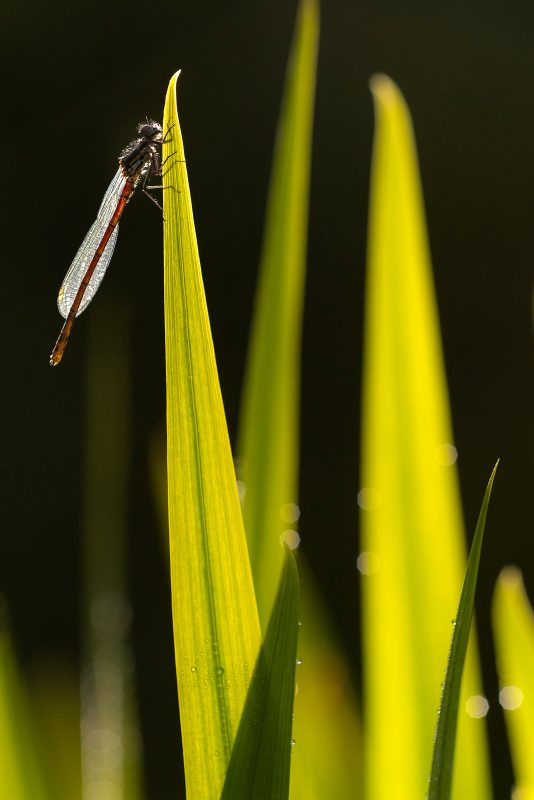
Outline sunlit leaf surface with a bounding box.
[493,568,534,800]
[361,75,491,800]
[163,71,260,800]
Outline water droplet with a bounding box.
[290,738,296,746]
[191,666,197,673]
[215,667,225,676]
[296,658,302,665]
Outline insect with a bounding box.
[50,120,168,366]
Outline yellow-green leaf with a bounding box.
[493,567,534,799]
[237,0,319,628]
[360,74,491,800]
[163,71,261,800]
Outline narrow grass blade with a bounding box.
[220,548,300,800]
[0,616,48,800]
[428,463,498,800]
[289,564,362,800]
[237,0,319,627]
[361,75,491,799]
[81,301,143,800]
[492,567,534,798]
[163,72,261,799]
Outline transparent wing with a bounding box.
[57,169,126,318]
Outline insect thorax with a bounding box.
[120,141,158,180]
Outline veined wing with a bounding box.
[57,168,126,319]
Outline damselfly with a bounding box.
[50,120,168,366]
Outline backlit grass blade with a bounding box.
[163,72,261,800]
[220,548,300,800]
[0,618,48,800]
[361,74,491,800]
[492,567,534,798]
[428,463,498,800]
[237,0,319,627]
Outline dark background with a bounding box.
[2,0,533,796]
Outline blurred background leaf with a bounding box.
[237,0,319,628]
[290,567,362,800]
[0,616,48,800]
[493,568,534,800]
[233,3,363,797]
[360,75,491,800]
[27,653,81,800]
[81,301,144,800]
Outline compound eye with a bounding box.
[137,121,162,139]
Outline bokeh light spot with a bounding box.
[465,694,489,718]
[435,443,458,465]
[280,502,301,523]
[499,685,524,710]
[280,530,300,549]
[357,551,381,575]
[357,487,380,510]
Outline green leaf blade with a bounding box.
[428,462,498,800]
[220,548,300,800]
[163,72,261,800]
[237,0,319,628]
